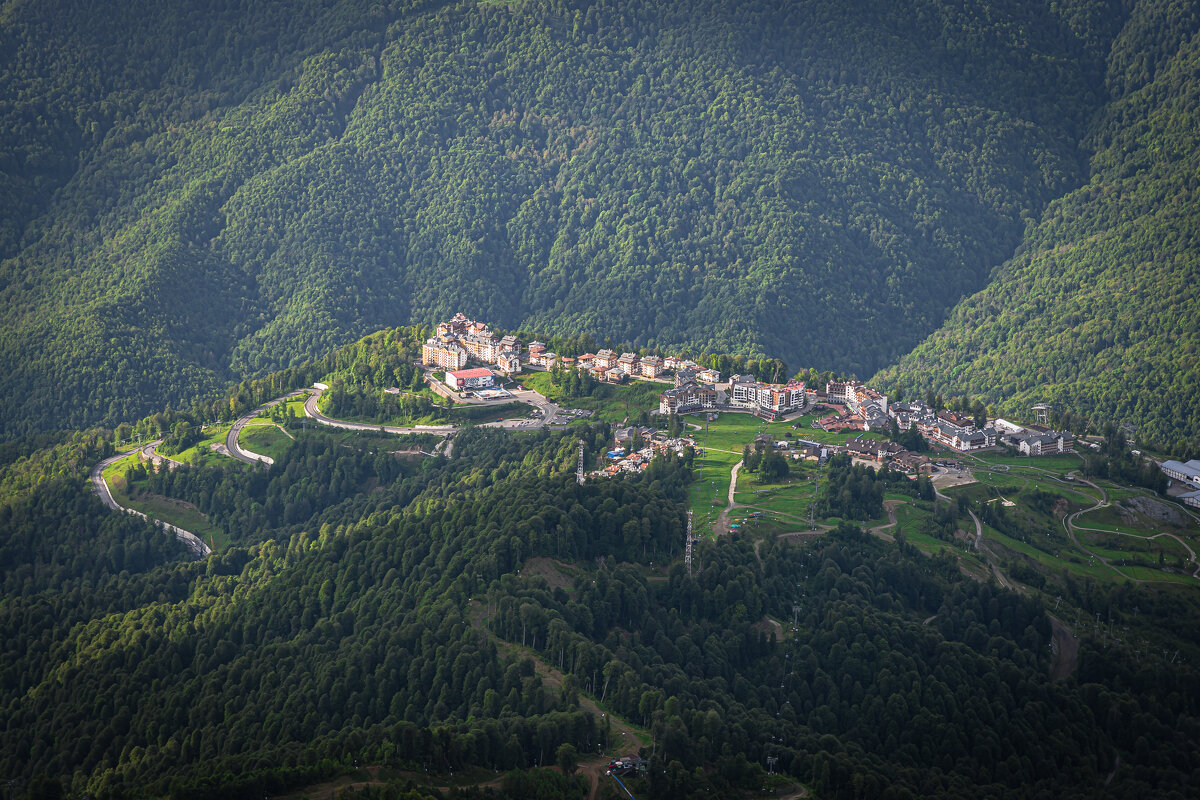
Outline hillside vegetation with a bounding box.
[4,418,1200,798]
[0,0,1113,438]
[879,1,1200,450]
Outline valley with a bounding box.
[4,1,1200,798]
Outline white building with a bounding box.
[730,378,806,417]
[1161,459,1200,489]
[496,351,521,375]
[446,368,496,391]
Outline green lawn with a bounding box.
[984,525,1115,581]
[284,396,311,418]
[734,479,817,518]
[521,372,662,424]
[1119,566,1198,585]
[969,451,1084,472]
[1080,530,1192,561]
[169,423,241,468]
[239,423,295,462]
[686,413,766,532]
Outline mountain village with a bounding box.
[416,313,1105,488]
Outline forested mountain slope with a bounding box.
[0,0,1113,438]
[5,422,1200,798]
[878,1,1200,450]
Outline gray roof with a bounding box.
[1163,460,1200,479]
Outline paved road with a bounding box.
[1060,477,1143,582]
[304,384,562,435]
[89,444,211,557]
[1063,475,1200,580]
[304,389,457,435]
[226,390,308,466]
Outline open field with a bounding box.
[687,413,764,532]
[969,451,1085,472]
[1119,566,1198,585]
[734,476,818,517]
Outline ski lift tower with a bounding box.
[1032,403,1051,426]
[685,511,694,576]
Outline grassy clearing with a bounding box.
[1075,505,1154,535]
[765,413,873,446]
[969,451,1084,472]
[735,479,817,517]
[169,424,239,469]
[102,453,229,550]
[284,397,310,418]
[1119,566,1198,585]
[521,372,662,424]
[984,525,1114,581]
[686,413,766,531]
[240,424,295,462]
[1081,531,1191,561]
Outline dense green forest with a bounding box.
[879,0,1200,450]
[6,0,1200,795]
[0,0,1115,438]
[3,397,1200,797]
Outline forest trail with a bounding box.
[869,500,905,542]
[467,601,643,800]
[1047,613,1080,681]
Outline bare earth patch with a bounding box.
[521,557,575,591]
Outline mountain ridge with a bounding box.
[0,0,1113,438]
[878,1,1200,450]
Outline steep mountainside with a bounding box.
[878,1,1200,450]
[0,0,1113,438]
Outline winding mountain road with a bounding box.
[1059,477,1141,581]
[303,383,563,437]
[90,444,211,557]
[304,388,457,435]
[1063,475,1200,581]
[226,390,308,465]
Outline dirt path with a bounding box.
[714,461,742,534]
[869,500,905,542]
[964,508,1023,593]
[1047,613,1079,681]
[468,602,642,800]
[1060,478,1144,583]
[1070,521,1200,580]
